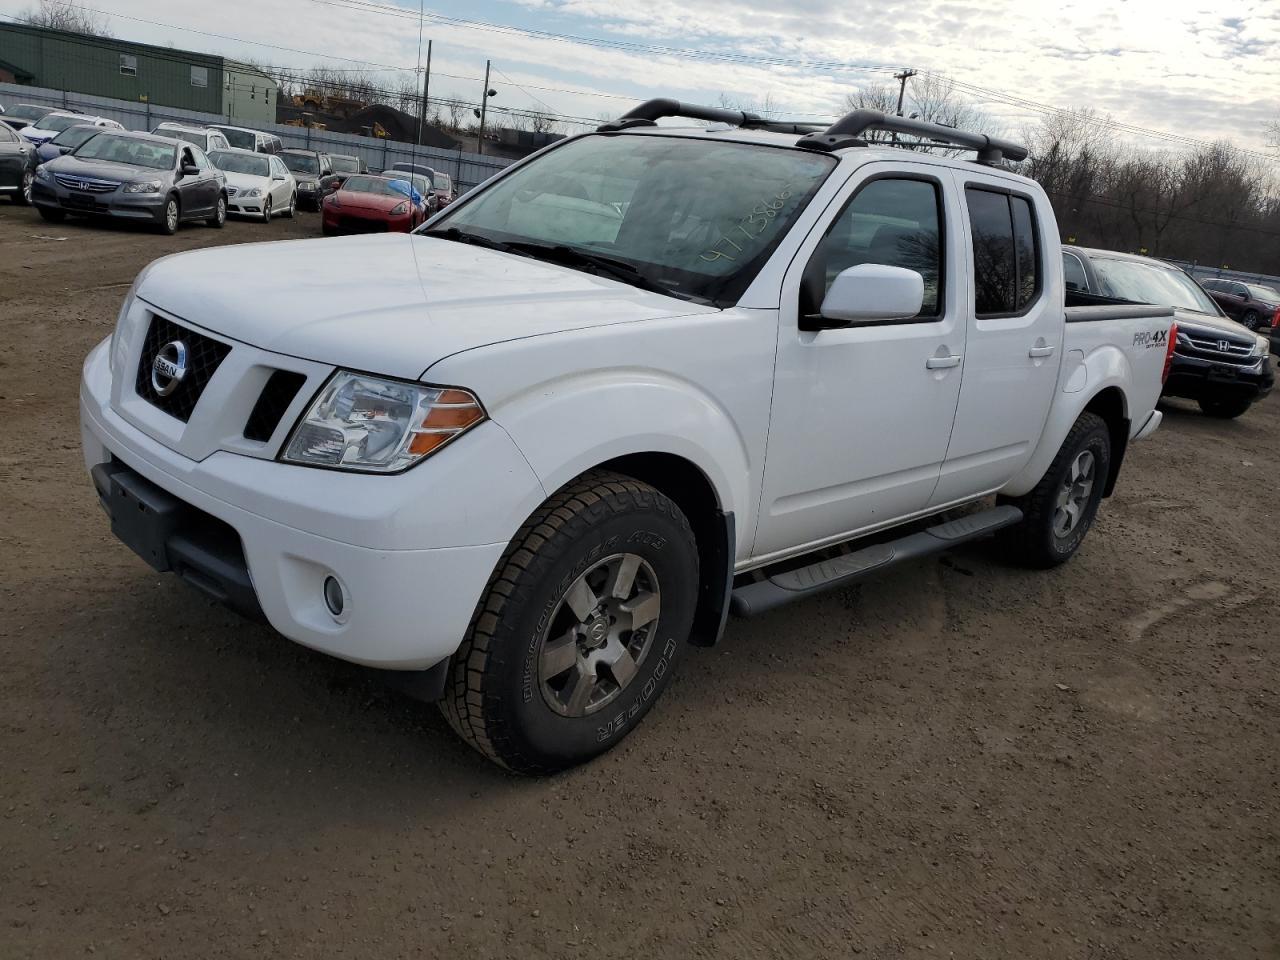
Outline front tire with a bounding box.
[262,196,272,223]
[1198,396,1253,419]
[1000,412,1111,569]
[441,471,699,774]
[159,195,179,235]
[285,192,296,218]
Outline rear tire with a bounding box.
[206,194,226,229]
[15,169,33,205]
[999,412,1111,569]
[1242,310,1259,331]
[37,205,65,222]
[441,471,699,774]
[1198,396,1253,419]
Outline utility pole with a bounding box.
[477,59,492,156]
[891,68,917,144]
[416,39,432,147]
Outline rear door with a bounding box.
[930,175,1061,505]
[0,123,24,191]
[753,161,969,559]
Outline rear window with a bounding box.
[330,156,362,174]
[214,127,256,150]
[209,151,269,177]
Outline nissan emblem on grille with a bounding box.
[151,341,188,397]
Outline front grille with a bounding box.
[243,370,307,442]
[225,186,239,197]
[53,173,118,193]
[338,215,388,234]
[134,314,232,422]
[1176,331,1256,366]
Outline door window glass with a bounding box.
[812,177,943,318]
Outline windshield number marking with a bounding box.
[701,189,795,263]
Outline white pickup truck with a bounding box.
[81,101,1175,773]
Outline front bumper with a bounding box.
[1163,352,1274,403]
[80,337,542,670]
[32,181,166,222]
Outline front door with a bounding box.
[753,163,968,561]
[929,175,1062,505]
[0,124,26,192]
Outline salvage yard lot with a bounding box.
[0,203,1276,958]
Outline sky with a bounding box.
[3,0,1278,154]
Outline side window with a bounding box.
[120,54,137,77]
[0,124,14,143]
[1011,196,1039,309]
[965,187,1041,316]
[180,147,196,169]
[966,189,1015,315]
[1063,253,1089,292]
[1232,283,1249,298]
[811,177,944,319]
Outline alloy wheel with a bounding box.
[1053,450,1096,538]
[21,170,32,203]
[165,200,178,232]
[539,553,661,718]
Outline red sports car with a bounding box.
[321,175,428,236]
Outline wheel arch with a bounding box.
[1083,386,1130,497]
[595,452,734,647]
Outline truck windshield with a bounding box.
[1090,258,1221,316]
[427,134,836,305]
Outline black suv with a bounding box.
[280,149,331,210]
[1064,246,1273,419]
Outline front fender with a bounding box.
[1002,343,1131,498]
[493,369,750,539]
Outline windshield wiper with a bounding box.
[500,242,680,298]
[420,226,514,253]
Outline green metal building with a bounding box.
[0,23,277,125]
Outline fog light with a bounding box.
[323,576,344,617]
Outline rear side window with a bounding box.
[1063,252,1088,292]
[965,187,1041,316]
[0,125,14,143]
[812,177,944,319]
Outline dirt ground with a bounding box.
[0,201,1276,960]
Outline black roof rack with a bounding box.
[596,98,826,136]
[796,109,1028,164]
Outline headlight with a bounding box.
[35,165,51,181]
[1254,336,1270,357]
[122,180,162,194]
[390,201,409,215]
[281,373,485,473]
[241,187,261,198]
[299,180,316,191]
[325,192,340,207]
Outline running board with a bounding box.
[729,505,1023,617]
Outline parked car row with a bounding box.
[1064,245,1274,419]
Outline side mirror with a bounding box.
[180,163,199,176]
[806,264,925,330]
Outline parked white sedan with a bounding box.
[208,148,296,221]
[20,112,121,146]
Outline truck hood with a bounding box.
[1172,308,1256,339]
[135,233,715,379]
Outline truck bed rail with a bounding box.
[1065,304,1175,324]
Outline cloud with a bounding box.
[24,0,1280,152]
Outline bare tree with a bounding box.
[19,0,112,36]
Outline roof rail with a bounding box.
[796,109,1028,164]
[597,98,826,136]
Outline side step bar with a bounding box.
[729,505,1023,617]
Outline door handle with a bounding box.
[925,354,962,370]
[1028,344,1056,358]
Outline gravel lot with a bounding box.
[1,202,1277,959]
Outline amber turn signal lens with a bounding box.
[405,389,485,457]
